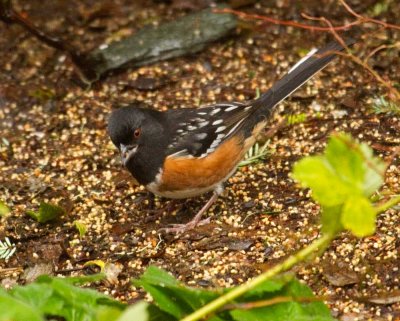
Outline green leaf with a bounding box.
[230,302,335,321]
[36,272,105,285]
[135,266,180,287]
[10,283,64,316]
[27,202,65,223]
[325,134,365,190]
[133,266,219,319]
[74,220,88,238]
[293,156,351,206]
[293,133,385,237]
[0,201,10,217]
[96,306,123,321]
[50,277,123,309]
[243,275,291,298]
[359,143,385,196]
[116,302,175,321]
[116,302,151,321]
[10,274,124,321]
[134,267,334,321]
[0,288,44,321]
[341,196,377,237]
[230,279,335,321]
[321,205,343,235]
[326,134,385,197]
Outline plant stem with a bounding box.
[376,195,400,214]
[181,232,335,321]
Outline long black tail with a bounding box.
[251,39,355,111]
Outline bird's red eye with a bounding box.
[134,128,141,138]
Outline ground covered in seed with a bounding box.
[0,0,399,320]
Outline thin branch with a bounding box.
[0,0,98,84]
[215,8,357,31]
[339,0,400,30]
[301,14,400,102]
[363,43,400,64]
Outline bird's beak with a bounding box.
[120,144,138,166]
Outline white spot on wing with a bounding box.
[210,139,220,148]
[198,121,209,128]
[225,105,238,111]
[215,126,226,133]
[210,108,221,115]
[196,133,207,139]
[212,119,223,125]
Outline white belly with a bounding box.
[146,182,219,199]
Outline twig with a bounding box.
[0,0,98,84]
[302,14,400,102]
[339,0,400,30]
[215,8,357,31]
[363,43,400,64]
[216,2,400,103]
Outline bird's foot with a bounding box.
[160,217,210,234]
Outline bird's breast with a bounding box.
[146,136,245,198]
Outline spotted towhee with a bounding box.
[108,40,353,233]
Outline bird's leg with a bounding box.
[161,187,223,234]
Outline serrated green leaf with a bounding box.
[116,302,150,321]
[359,143,385,196]
[242,275,292,299]
[134,266,180,288]
[10,274,124,321]
[133,266,219,319]
[133,282,188,318]
[51,277,123,309]
[96,306,123,321]
[27,202,65,223]
[0,201,10,217]
[293,157,351,206]
[36,273,105,285]
[325,134,365,190]
[326,134,385,197]
[294,133,385,236]
[115,302,176,321]
[121,302,178,321]
[0,288,44,321]
[341,196,377,237]
[230,279,335,321]
[10,283,64,316]
[321,205,344,235]
[230,302,335,321]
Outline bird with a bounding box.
[108,39,353,233]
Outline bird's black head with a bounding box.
[107,105,168,185]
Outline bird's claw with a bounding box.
[160,217,210,234]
